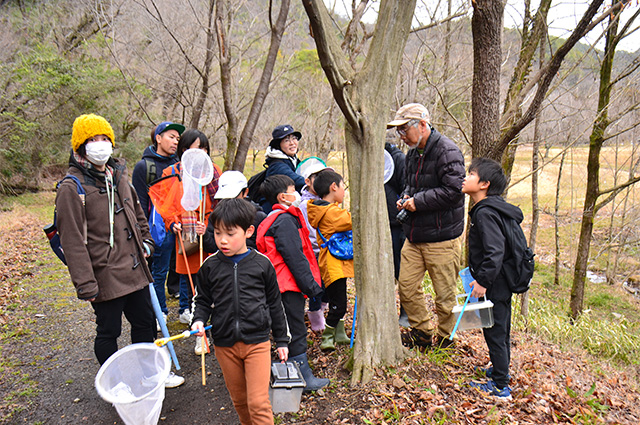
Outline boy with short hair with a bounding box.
[132,122,184,322]
[192,198,289,424]
[203,171,266,252]
[298,164,332,332]
[462,157,522,399]
[256,175,329,392]
[307,170,354,351]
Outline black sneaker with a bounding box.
[401,328,433,348]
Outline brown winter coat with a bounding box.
[306,200,354,286]
[56,156,154,302]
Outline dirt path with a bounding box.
[1,194,640,424]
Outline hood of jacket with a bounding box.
[471,195,523,223]
[306,199,332,229]
[141,145,177,165]
[265,146,298,167]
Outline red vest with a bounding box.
[256,204,322,294]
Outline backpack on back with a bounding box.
[246,165,268,203]
[43,175,87,265]
[497,211,535,294]
[145,163,175,246]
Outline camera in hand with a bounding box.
[396,198,411,224]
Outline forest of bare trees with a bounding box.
[1,0,639,381]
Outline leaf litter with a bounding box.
[0,201,639,424]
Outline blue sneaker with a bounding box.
[474,366,511,381]
[469,380,512,399]
[475,366,493,377]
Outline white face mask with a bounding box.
[284,191,302,208]
[85,141,113,166]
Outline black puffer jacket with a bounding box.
[468,196,524,301]
[402,127,465,243]
[384,143,406,228]
[193,249,289,348]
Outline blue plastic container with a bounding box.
[459,267,478,303]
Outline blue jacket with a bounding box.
[264,147,305,190]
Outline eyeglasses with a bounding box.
[282,135,299,144]
[396,119,419,136]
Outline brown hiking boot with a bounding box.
[401,328,433,348]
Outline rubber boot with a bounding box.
[290,353,329,392]
[320,325,336,351]
[307,309,326,332]
[334,319,350,345]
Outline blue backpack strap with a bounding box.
[316,227,329,248]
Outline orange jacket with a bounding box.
[306,200,354,286]
[160,162,221,274]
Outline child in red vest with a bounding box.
[256,175,329,392]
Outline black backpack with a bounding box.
[497,211,535,294]
[246,165,268,202]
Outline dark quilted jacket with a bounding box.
[402,127,465,243]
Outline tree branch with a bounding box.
[302,0,358,131]
[493,0,625,158]
[410,11,467,33]
[595,175,640,212]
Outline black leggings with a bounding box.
[281,291,307,358]
[91,287,155,365]
[325,278,347,328]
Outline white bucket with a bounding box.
[95,343,171,425]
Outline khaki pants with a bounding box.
[215,341,273,425]
[398,235,462,338]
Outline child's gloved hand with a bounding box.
[191,321,205,336]
[277,346,289,363]
[470,280,486,298]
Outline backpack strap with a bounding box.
[316,227,328,245]
[144,158,157,186]
[57,175,88,245]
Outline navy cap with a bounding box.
[155,121,185,138]
[269,124,302,149]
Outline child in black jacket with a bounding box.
[192,198,288,424]
[462,158,524,400]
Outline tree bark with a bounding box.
[470,0,505,160]
[189,0,216,130]
[303,0,415,384]
[554,150,566,286]
[570,10,619,320]
[231,0,291,171]
[216,0,240,171]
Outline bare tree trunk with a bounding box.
[189,0,216,129]
[470,0,505,160]
[231,0,291,171]
[554,150,567,286]
[303,0,415,384]
[217,0,290,171]
[216,0,240,171]
[522,35,546,317]
[605,139,620,285]
[570,12,618,320]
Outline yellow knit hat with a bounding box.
[71,114,115,151]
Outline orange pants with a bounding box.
[215,341,273,425]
